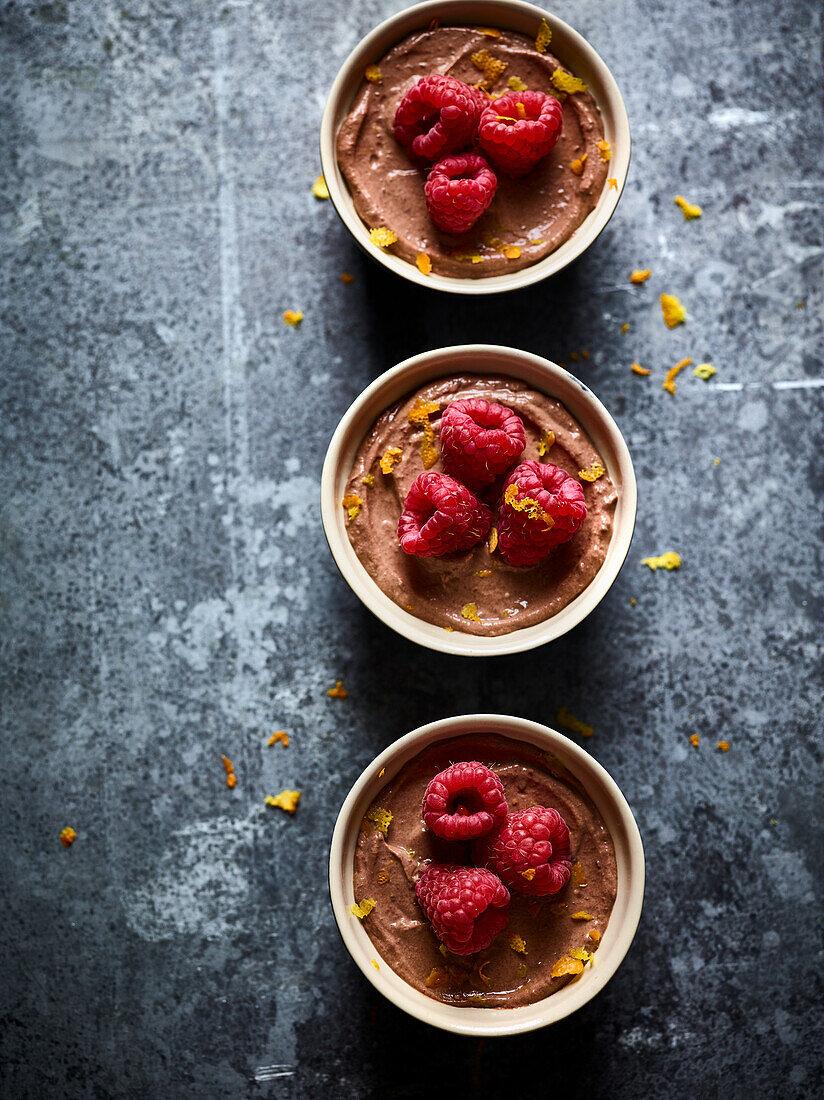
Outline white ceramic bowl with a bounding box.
[320,344,637,656]
[320,0,630,295]
[329,713,645,1036]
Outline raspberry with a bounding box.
[415,863,510,955]
[496,461,587,567]
[478,90,563,177]
[441,398,526,490]
[393,74,482,161]
[422,761,508,841]
[398,472,493,557]
[424,154,497,235]
[475,807,572,897]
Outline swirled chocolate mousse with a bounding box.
[341,374,617,636]
[336,21,610,277]
[352,733,617,1008]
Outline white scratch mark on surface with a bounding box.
[708,107,772,128]
[254,1065,296,1082]
[707,378,824,393]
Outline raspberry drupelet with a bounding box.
[415,863,511,955]
[440,398,526,490]
[398,472,493,557]
[424,153,497,235]
[474,806,572,897]
[497,461,587,567]
[393,74,483,161]
[422,761,508,841]
[478,90,563,177]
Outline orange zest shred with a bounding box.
[60,827,76,848]
[379,446,402,475]
[569,947,592,963]
[477,26,501,37]
[587,928,602,945]
[661,293,687,329]
[364,64,382,83]
[362,473,374,488]
[268,730,289,748]
[689,734,701,747]
[425,967,452,988]
[507,75,528,92]
[327,679,349,699]
[416,252,432,276]
[488,526,499,554]
[578,462,606,482]
[503,245,521,259]
[550,68,587,94]
[642,552,681,571]
[521,868,537,882]
[509,934,528,955]
[621,323,630,333]
[674,195,702,220]
[378,767,385,777]
[265,789,301,814]
[537,429,555,457]
[663,357,693,394]
[631,362,651,376]
[369,227,397,248]
[571,911,594,921]
[596,139,612,162]
[221,754,237,789]
[608,177,618,189]
[471,49,508,88]
[341,272,354,284]
[312,174,329,200]
[535,17,552,53]
[551,956,584,979]
[461,603,481,622]
[571,861,587,887]
[341,493,363,520]
[475,568,493,578]
[452,250,484,264]
[365,805,392,837]
[350,898,376,920]
[283,310,303,327]
[371,958,380,971]
[630,268,652,284]
[408,398,440,469]
[570,154,587,175]
[556,705,594,738]
[718,740,731,752]
[477,960,491,984]
[503,482,554,529]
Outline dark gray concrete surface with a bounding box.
[2,1,823,1097]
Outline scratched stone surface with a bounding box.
[1,0,822,1096]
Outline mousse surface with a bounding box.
[336,25,609,277]
[353,733,618,1007]
[344,374,617,636]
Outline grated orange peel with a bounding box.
[341,494,363,520]
[379,447,402,475]
[535,17,552,53]
[369,227,397,248]
[578,462,605,482]
[60,826,76,847]
[663,357,692,394]
[556,705,593,738]
[551,68,587,94]
[365,805,392,837]
[642,552,681,571]
[265,789,301,814]
[674,195,702,220]
[630,268,652,284]
[350,898,376,920]
[327,679,349,699]
[660,293,687,329]
[283,310,303,327]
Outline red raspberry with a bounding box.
[393,74,482,161]
[415,863,510,955]
[474,807,572,897]
[422,761,508,841]
[496,461,587,567]
[424,153,497,235]
[441,398,526,490]
[478,90,563,177]
[398,472,493,557]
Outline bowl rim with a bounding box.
[328,713,645,1036]
[319,343,638,656]
[319,0,631,295]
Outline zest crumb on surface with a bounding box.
[268,730,289,748]
[570,154,587,175]
[578,462,605,482]
[608,177,618,189]
[596,139,611,162]
[551,956,584,978]
[60,827,76,848]
[550,68,587,94]
[365,805,393,837]
[660,293,687,329]
[327,679,349,699]
[369,227,397,248]
[341,272,354,284]
[556,705,594,738]
[341,494,362,520]
[642,552,681,571]
[283,310,303,327]
[312,174,329,200]
[461,602,481,621]
[630,268,652,284]
[265,789,301,814]
[221,754,237,789]
[663,357,693,394]
[693,363,716,380]
[717,741,731,752]
[689,734,700,747]
[350,898,376,920]
[631,362,651,376]
[364,65,382,83]
[535,18,552,53]
[674,195,702,219]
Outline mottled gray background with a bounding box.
[1,0,822,1096]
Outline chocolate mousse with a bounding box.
[336,24,609,277]
[352,733,617,1007]
[342,374,617,636]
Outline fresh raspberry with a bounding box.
[424,153,497,235]
[441,398,526,490]
[415,863,510,955]
[398,472,493,557]
[393,74,482,161]
[422,761,508,841]
[478,90,563,177]
[496,461,587,567]
[474,807,572,897]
